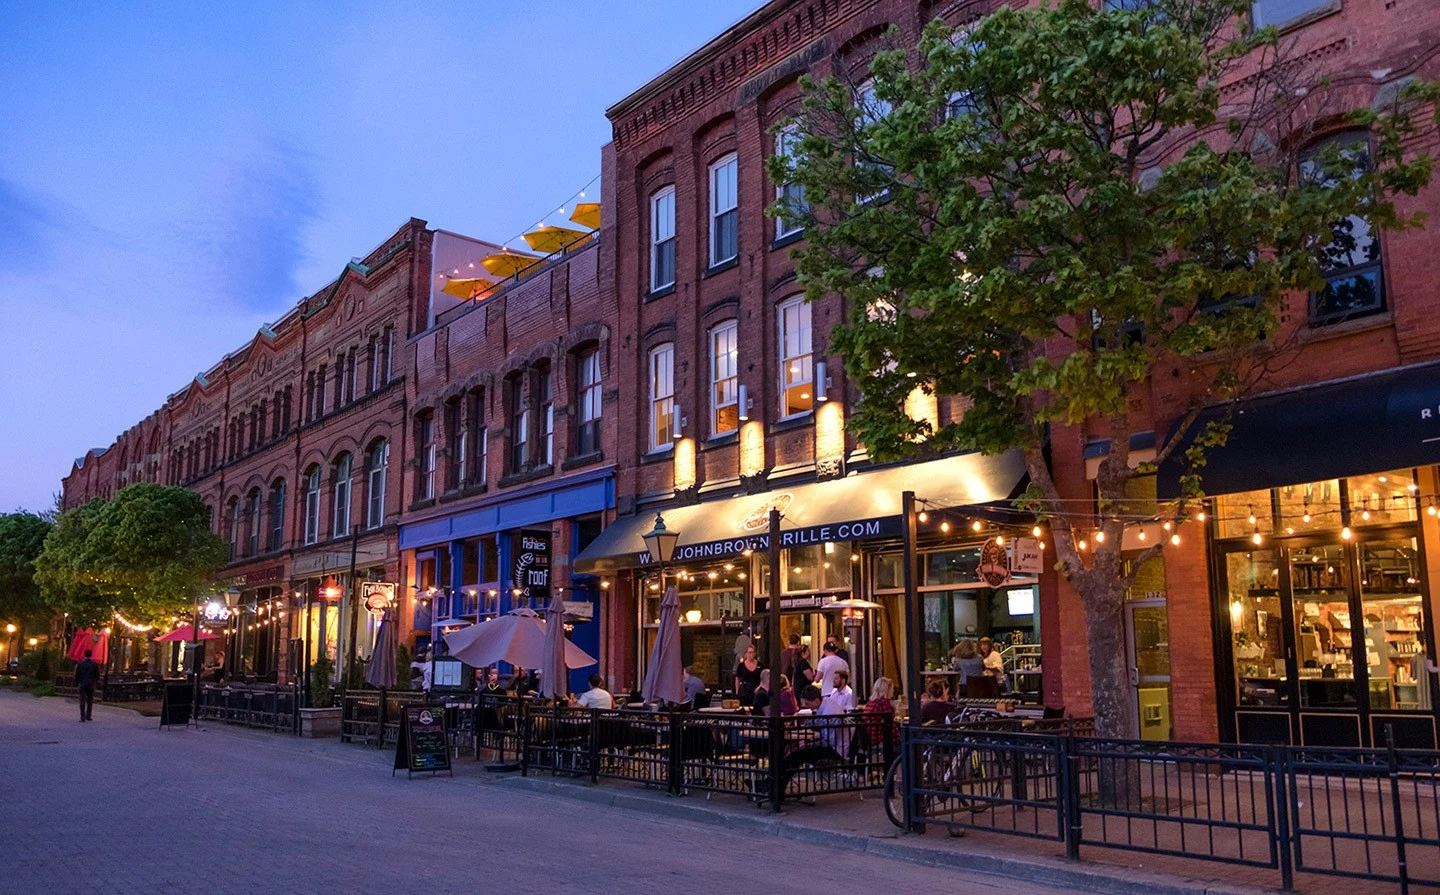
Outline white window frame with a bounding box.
[419,413,436,500]
[649,343,675,452]
[332,454,351,538]
[650,187,676,292]
[367,441,388,530]
[456,428,468,487]
[303,468,321,546]
[1251,0,1331,29]
[540,367,554,466]
[709,153,739,267]
[710,321,739,436]
[774,126,806,239]
[778,296,814,418]
[577,348,602,455]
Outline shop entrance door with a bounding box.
[1126,600,1172,740]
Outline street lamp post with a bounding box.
[641,512,680,590]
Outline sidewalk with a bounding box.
[485,771,1277,895]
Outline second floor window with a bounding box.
[418,412,436,500]
[367,440,388,530]
[333,454,351,537]
[576,348,602,455]
[775,126,807,238]
[245,489,261,557]
[539,366,554,467]
[778,296,813,417]
[509,377,529,472]
[649,343,675,451]
[466,388,486,486]
[1252,0,1331,28]
[1301,131,1384,326]
[710,153,739,266]
[650,187,676,292]
[446,399,464,490]
[268,480,285,552]
[711,321,739,436]
[303,467,321,546]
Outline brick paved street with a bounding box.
[0,692,1093,895]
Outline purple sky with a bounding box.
[0,1,759,514]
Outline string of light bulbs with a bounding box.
[434,174,602,283]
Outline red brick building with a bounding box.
[576,0,1440,748]
[62,218,446,685]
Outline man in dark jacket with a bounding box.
[74,649,100,722]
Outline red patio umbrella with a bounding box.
[155,625,221,643]
[66,629,93,661]
[89,630,110,664]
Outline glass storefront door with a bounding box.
[1126,600,1172,741]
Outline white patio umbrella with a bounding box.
[443,607,595,671]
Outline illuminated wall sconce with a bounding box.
[672,407,683,439]
[738,384,750,421]
[815,361,828,402]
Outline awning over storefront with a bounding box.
[574,450,1026,574]
[399,466,615,551]
[1158,361,1440,499]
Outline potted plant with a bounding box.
[298,655,342,738]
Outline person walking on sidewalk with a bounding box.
[74,649,99,722]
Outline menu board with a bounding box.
[512,530,551,601]
[159,682,193,729]
[394,705,452,777]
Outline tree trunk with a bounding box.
[1077,578,1141,808]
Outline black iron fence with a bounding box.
[900,724,1440,892]
[468,696,895,803]
[341,690,429,747]
[196,684,299,732]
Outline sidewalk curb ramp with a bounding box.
[493,775,1271,895]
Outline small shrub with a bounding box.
[394,644,411,688]
[18,646,60,682]
[309,655,335,709]
[17,676,39,691]
[31,682,56,698]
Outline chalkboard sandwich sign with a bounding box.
[394,704,453,777]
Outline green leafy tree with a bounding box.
[773,0,1434,745]
[0,512,53,624]
[35,485,229,627]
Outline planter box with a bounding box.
[299,707,342,738]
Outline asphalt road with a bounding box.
[0,691,1087,894]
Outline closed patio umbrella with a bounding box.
[66,629,93,661]
[89,630,110,665]
[541,595,569,701]
[444,608,595,671]
[364,612,397,689]
[641,586,683,705]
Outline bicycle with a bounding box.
[883,706,1008,830]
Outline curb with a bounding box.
[493,775,1271,895]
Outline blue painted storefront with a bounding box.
[399,466,614,694]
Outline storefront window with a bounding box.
[1359,539,1426,709]
[1216,489,1274,539]
[924,547,983,587]
[1226,550,1287,707]
[1349,470,1418,526]
[873,553,904,591]
[1291,545,1356,708]
[1277,479,1341,534]
[777,544,854,593]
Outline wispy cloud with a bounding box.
[0,176,74,271]
[180,138,321,313]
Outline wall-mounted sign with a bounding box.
[362,582,396,619]
[512,530,551,600]
[231,565,285,587]
[201,601,231,622]
[639,515,902,566]
[977,538,1011,587]
[740,493,795,532]
[754,593,843,613]
[1010,538,1044,576]
[562,600,594,622]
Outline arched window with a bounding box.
[366,440,389,530]
[226,497,241,561]
[650,186,676,292]
[332,453,352,538]
[507,375,529,473]
[303,466,321,546]
[709,321,739,436]
[777,295,813,417]
[445,397,465,491]
[245,488,262,557]
[416,411,436,501]
[575,347,602,456]
[538,363,554,467]
[268,480,286,552]
[1301,130,1384,325]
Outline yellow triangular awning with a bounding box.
[522,225,590,255]
[569,202,601,230]
[481,252,542,278]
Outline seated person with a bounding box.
[478,667,507,697]
[778,685,848,794]
[920,679,954,725]
[573,673,615,710]
[682,665,706,707]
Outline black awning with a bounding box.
[575,450,1027,574]
[1158,361,1440,499]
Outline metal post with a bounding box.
[1387,724,1410,894]
[302,584,313,708]
[901,491,923,721]
[1271,745,1294,891]
[344,524,360,688]
[767,508,784,813]
[190,591,202,727]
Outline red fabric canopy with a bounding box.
[155,625,221,643]
[66,630,92,661]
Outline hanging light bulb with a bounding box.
[1077,539,1088,551]
[1342,526,1353,540]
[1138,529,1147,541]
[1430,504,1438,517]
[1197,511,1207,522]
[1302,511,1312,523]
[940,520,951,533]
[1038,541,1046,550]
[1162,521,1172,531]
[1094,530,1105,543]
[1170,534,1181,546]
[972,520,983,532]
[918,511,929,523]
[1251,531,1263,545]
[1032,525,1042,538]
[995,534,1005,546]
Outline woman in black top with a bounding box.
[734,645,762,706]
[791,644,815,692]
[750,669,772,716]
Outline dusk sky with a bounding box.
[0,1,758,514]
